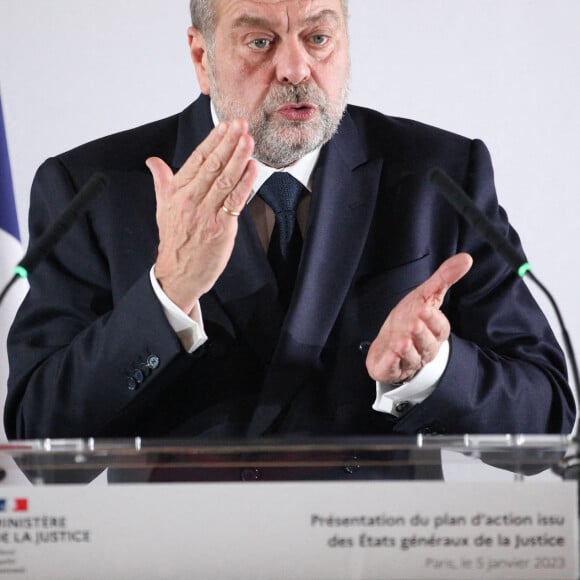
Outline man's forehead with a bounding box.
[214,0,345,25]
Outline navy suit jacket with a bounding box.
[5,95,575,440]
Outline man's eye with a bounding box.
[311,35,329,46]
[249,38,271,50]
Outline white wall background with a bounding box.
[1,0,579,393]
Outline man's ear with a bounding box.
[188,26,210,95]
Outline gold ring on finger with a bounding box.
[221,204,241,218]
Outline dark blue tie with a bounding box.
[258,172,304,309]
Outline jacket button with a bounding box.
[358,341,371,355]
[240,468,262,481]
[146,355,160,369]
[132,369,144,384]
[127,377,137,391]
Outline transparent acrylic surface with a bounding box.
[0,434,576,485]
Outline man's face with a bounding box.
[191,0,350,168]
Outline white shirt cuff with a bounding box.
[372,340,450,418]
[149,267,208,353]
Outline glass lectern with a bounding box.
[0,435,577,579]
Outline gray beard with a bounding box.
[209,76,348,168]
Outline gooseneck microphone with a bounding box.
[0,172,108,305]
[428,167,579,392]
[429,169,531,278]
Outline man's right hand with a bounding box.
[146,119,258,315]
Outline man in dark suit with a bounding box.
[5,0,575,445]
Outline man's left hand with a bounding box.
[366,253,473,384]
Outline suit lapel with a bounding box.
[171,95,214,170]
[284,115,383,352]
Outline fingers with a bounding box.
[407,309,450,363]
[419,252,473,308]
[149,119,256,216]
[393,338,422,376]
[177,119,256,212]
[223,157,259,214]
[417,307,450,346]
[367,312,449,384]
[214,134,257,214]
[174,121,229,188]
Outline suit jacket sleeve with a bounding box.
[5,157,193,438]
[389,138,575,435]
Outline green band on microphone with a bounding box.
[517,262,532,278]
[13,266,29,279]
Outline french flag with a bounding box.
[0,93,27,441]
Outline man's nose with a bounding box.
[274,39,311,85]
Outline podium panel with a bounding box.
[0,435,577,580]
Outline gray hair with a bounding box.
[189,0,349,40]
[189,0,216,37]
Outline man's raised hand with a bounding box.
[147,119,258,314]
[366,253,473,384]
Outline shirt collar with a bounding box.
[210,100,320,198]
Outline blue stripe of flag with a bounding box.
[0,94,20,241]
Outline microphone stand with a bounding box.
[0,274,19,306]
